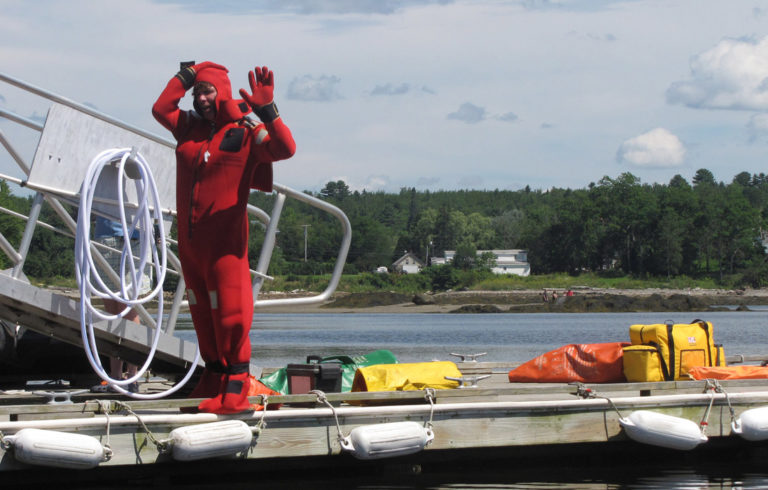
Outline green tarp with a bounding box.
[259,349,398,394]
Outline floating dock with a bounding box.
[2,360,768,486]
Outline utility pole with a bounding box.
[301,224,310,261]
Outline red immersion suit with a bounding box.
[152,64,295,413]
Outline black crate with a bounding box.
[286,356,342,405]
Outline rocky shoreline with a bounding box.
[47,286,768,314]
[257,287,768,314]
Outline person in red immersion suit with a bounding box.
[152,62,295,414]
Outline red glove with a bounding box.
[239,66,280,122]
[239,66,274,107]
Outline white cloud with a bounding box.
[447,102,486,124]
[370,83,410,96]
[28,111,46,124]
[447,105,517,124]
[667,36,768,111]
[497,112,519,123]
[360,175,390,191]
[329,174,391,192]
[286,74,343,102]
[521,0,617,11]
[152,0,454,15]
[617,128,686,168]
[566,30,617,43]
[369,83,434,96]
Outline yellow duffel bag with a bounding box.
[352,361,462,392]
[624,319,725,382]
[622,344,668,382]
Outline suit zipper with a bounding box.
[188,122,216,238]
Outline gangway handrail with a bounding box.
[252,183,351,308]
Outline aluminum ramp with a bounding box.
[0,275,197,377]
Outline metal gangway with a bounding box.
[0,72,351,381]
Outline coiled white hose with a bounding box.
[75,147,199,399]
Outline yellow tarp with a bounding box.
[352,361,462,392]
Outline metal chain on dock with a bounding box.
[574,382,625,419]
[84,399,117,461]
[424,388,436,432]
[74,399,117,461]
[110,400,171,453]
[251,395,270,437]
[699,379,717,435]
[310,390,347,445]
[98,400,113,456]
[701,378,737,434]
[0,431,9,451]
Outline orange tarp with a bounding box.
[508,342,630,383]
[688,365,768,380]
[248,377,282,411]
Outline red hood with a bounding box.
[194,63,250,123]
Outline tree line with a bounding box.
[250,169,768,287]
[0,168,766,288]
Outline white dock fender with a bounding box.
[732,406,768,441]
[3,428,111,469]
[169,420,254,461]
[340,421,434,460]
[619,410,708,451]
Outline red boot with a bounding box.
[219,371,252,414]
[198,363,251,414]
[189,361,225,398]
[181,361,225,413]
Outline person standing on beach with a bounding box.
[152,62,296,414]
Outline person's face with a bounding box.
[194,85,218,121]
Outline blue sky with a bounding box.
[1,0,767,195]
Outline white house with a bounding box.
[392,252,426,274]
[442,249,530,276]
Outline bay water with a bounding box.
[175,309,768,368]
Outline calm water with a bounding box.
[174,310,768,489]
[176,310,768,368]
